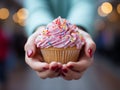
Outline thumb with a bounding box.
[84,38,96,58]
[24,26,46,57]
[24,36,36,57]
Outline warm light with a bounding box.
[107,10,119,22]
[16,8,28,20]
[98,6,107,17]
[13,8,28,26]
[101,2,113,14]
[0,8,9,20]
[13,13,19,23]
[18,20,25,26]
[117,4,120,14]
[13,13,26,26]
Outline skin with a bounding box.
[24,26,96,80]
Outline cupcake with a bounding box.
[35,16,85,64]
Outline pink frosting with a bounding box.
[35,16,85,49]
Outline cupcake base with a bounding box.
[40,47,80,64]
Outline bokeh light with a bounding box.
[0,8,9,20]
[98,2,113,17]
[117,4,120,14]
[13,8,28,26]
[16,8,28,20]
[98,6,107,17]
[13,13,19,23]
[101,2,113,14]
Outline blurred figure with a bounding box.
[0,21,9,90]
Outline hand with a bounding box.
[24,26,62,79]
[24,26,96,80]
[61,29,96,80]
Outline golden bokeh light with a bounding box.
[16,8,29,20]
[117,4,120,14]
[13,8,28,26]
[98,6,107,17]
[101,2,113,14]
[18,20,25,26]
[13,13,26,26]
[0,8,9,20]
[13,13,19,23]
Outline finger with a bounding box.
[36,70,51,79]
[48,62,61,78]
[85,37,96,58]
[66,57,93,72]
[37,62,61,79]
[78,29,96,58]
[36,68,60,79]
[62,68,84,80]
[24,35,36,57]
[61,65,72,80]
[25,54,49,71]
[24,26,46,57]
[61,65,83,80]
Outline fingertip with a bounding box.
[66,61,75,69]
[57,62,62,68]
[88,48,93,58]
[85,40,96,58]
[49,61,58,71]
[27,49,33,57]
[42,62,49,70]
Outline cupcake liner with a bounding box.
[40,47,80,64]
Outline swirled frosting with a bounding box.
[35,16,85,49]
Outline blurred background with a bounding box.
[0,0,120,90]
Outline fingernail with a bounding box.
[43,67,49,70]
[67,65,73,69]
[27,50,33,57]
[88,48,93,57]
[51,66,58,71]
[62,68,68,73]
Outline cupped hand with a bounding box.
[24,26,96,80]
[24,26,62,79]
[61,29,96,80]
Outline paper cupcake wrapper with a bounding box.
[40,47,80,64]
